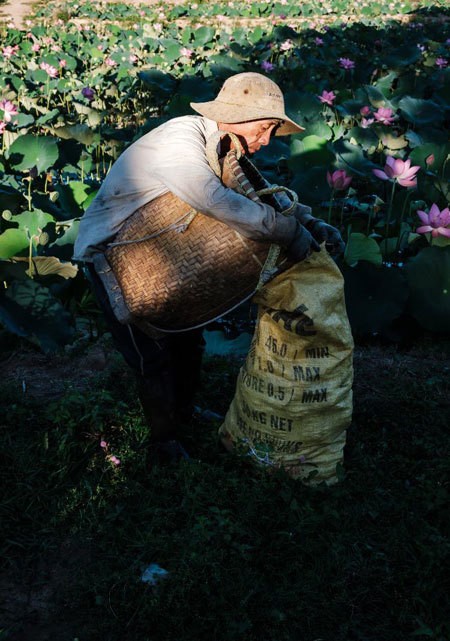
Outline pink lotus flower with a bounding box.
[416,203,450,238]
[100,440,108,449]
[339,57,355,70]
[314,37,324,45]
[280,39,293,51]
[32,43,41,52]
[372,156,420,188]
[361,117,374,128]
[107,454,121,466]
[261,60,275,72]
[129,54,138,63]
[373,106,396,125]
[318,90,336,106]
[360,105,371,116]
[426,154,435,167]
[0,100,18,122]
[105,57,117,67]
[59,59,67,68]
[40,62,58,78]
[0,121,6,134]
[180,47,193,58]
[2,45,19,58]
[327,169,352,190]
[436,57,448,69]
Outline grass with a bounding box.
[1,337,449,641]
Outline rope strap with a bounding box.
[106,209,197,248]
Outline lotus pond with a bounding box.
[0,0,449,350]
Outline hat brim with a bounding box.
[190,100,305,135]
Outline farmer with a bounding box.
[73,72,344,464]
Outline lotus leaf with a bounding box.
[11,256,78,279]
[344,233,383,267]
[405,247,450,333]
[8,135,59,174]
[11,209,55,240]
[398,97,445,126]
[0,229,29,259]
[0,279,75,352]
[343,262,408,335]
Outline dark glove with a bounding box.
[293,205,345,256]
[286,221,321,263]
[306,219,345,255]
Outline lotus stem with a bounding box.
[385,180,396,242]
[327,188,335,225]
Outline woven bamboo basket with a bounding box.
[93,142,295,333]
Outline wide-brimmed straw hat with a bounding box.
[190,72,304,136]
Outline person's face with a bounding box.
[218,119,281,155]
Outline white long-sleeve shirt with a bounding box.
[73,115,297,262]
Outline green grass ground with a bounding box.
[1,337,449,641]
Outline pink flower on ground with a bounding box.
[3,45,19,58]
[372,156,420,187]
[40,62,58,78]
[416,203,450,238]
[327,169,352,190]
[339,57,355,69]
[280,39,293,51]
[360,105,371,116]
[436,57,448,68]
[261,60,275,72]
[129,54,138,63]
[0,100,18,122]
[373,106,396,125]
[32,43,41,52]
[318,90,336,106]
[0,121,6,134]
[180,47,193,58]
[100,440,108,449]
[105,57,117,67]
[59,59,67,68]
[107,455,121,466]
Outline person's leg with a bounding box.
[85,265,185,454]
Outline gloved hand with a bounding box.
[306,219,345,255]
[286,221,321,263]
[292,206,345,256]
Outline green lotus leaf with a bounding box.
[14,113,35,128]
[405,246,450,333]
[284,91,322,124]
[343,262,408,335]
[0,185,24,213]
[138,69,177,96]
[51,123,99,146]
[0,229,29,259]
[192,26,216,47]
[364,84,391,108]
[288,135,334,172]
[35,108,61,126]
[8,134,59,174]
[348,126,379,151]
[289,166,328,206]
[409,142,450,172]
[398,96,445,126]
[333,139,376,176]
[72,102,102,127]
[0,279,75,352]
[50,219,81,261]
[383,44,422,69]
[296,120,333,141]
[11,209,55,239]
[344,233,383,267]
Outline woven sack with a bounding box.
[93,146,294,333]
[219,248,354,485]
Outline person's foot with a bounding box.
[147,439,190,466]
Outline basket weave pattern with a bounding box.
[103,151,287,331]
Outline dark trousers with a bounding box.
[87,264,205,441]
